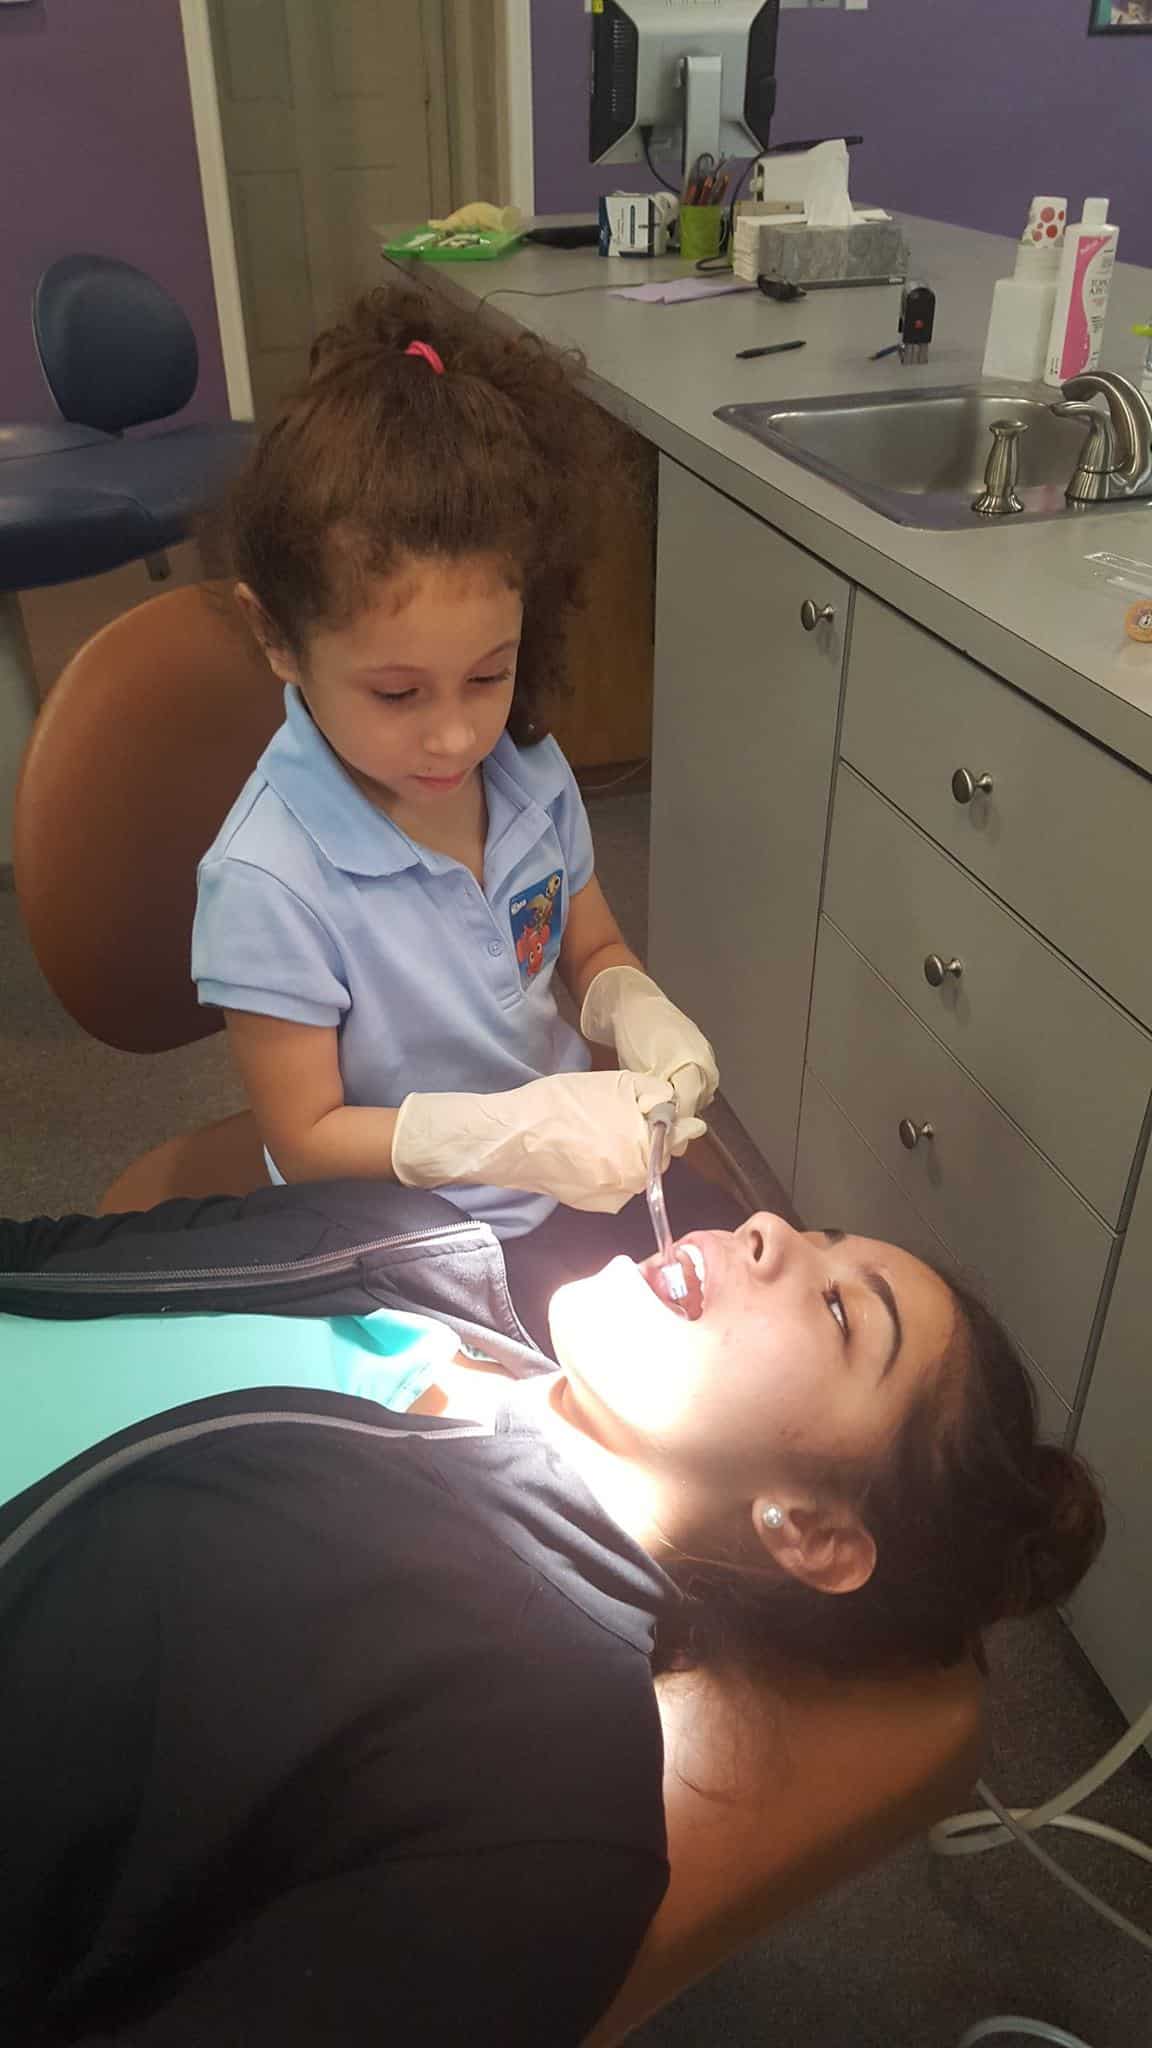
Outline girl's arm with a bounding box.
[224,1008,678,1206]
[224,1011,403,1183]
[558,876,643,1009]
[221,877,637,1178]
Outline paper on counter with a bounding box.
[608,277,756,303]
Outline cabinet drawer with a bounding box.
[807,921,1114,1404]
[824,767,1152,1225]
[795,1070,1073,1447]
[842,593,1152,1029]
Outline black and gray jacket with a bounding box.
[0,1182,671,2046]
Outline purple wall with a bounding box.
[532,0,1152,269]
[0,0,227,423]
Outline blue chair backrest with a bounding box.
[34,255,199,433]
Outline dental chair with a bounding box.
[1,259,254,867]
[13,584,985,2032]
[14,584,276,1210]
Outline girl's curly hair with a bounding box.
[205,282,645,743]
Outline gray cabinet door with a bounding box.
[807,920,1114,1404]
[824,768,1152,1227]
[842,593,1152,1031]
[795,1070,1073,1447]
[648,459,848,1190]
[1069,1143,1152,1730]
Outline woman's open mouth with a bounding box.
[642,1241,705,1320]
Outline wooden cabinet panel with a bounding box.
[548,440,656,774]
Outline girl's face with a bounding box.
[547,1215,958,1488]
[257,553,522,810]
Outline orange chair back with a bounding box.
[15,586,283,1053]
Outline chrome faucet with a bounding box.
[1052,371,1152,507]
[972,419,1028,517]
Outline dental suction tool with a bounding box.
[646,1101,688,1304]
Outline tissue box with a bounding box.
[733,218,909,287]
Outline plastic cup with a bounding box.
[679,206,726,265]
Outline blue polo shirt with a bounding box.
[192,687,593,1237]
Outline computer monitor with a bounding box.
[590,2,779,180]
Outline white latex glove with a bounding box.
[580,967,719,1124]
[391,1069,704,1215]
[427,202,521,232]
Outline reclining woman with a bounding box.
[0,1184,1103,2046]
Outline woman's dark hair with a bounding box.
[204,282,645,744]
[655,1273,1106,1681]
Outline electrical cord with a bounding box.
[639,127,678,194]
[478,283,616,307]
[580,757,650,798]
[935,1696,1152,1849]
[726,153,755,209]
[933,1738,1152,1958]
[957,2020,1097,2048]
[962,1775,1152,1956]
[935,1698,1152,2048]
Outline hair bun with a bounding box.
[308,286,461,380]
[999,1443,1106,1618]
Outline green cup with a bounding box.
[678,205,727,264]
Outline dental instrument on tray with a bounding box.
[645,1101,688,1303]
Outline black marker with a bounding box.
[735,339,807,361]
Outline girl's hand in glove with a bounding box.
[580,967,719,1124]
[391,1069,704,1214]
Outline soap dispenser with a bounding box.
[982,196,1066,383]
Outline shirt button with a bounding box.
[487,941,503,958]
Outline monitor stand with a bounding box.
[680,53,723,176]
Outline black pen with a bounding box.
[735,339,807,361]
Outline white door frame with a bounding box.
[499,0,536,218]
[179,0,536,420]
[178,0,255,421]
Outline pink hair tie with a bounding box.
[404,340,445,375]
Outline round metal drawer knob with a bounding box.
[923,954,963,988]
[898,1118,935,1151]
[951,767,994,804]
[800,599,836,633]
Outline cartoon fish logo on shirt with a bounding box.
[509,870,563,987]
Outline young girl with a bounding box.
[193,284,738,1297]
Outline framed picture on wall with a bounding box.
[1088,0,1152,28]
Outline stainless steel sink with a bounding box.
[715,384,1137,529]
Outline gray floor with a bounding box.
[3,796,1152,2046]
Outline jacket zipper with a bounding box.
[3,1223,476,1295]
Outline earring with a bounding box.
[761,1505,785,1531]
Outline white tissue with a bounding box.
[803,139,855,228]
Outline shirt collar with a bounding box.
[490,1400,680,1654]
[259,687,424,879]
[260,691,552,885]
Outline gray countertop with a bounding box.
[398,217,1152,778]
